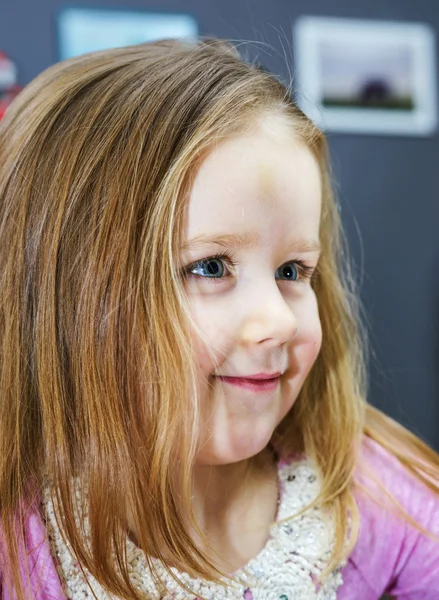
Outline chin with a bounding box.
[196,417,279,466]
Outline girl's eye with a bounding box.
[188,257,229,278]
[276,263,299,281]
[275,260,316,283]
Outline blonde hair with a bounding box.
[0,37,438,599]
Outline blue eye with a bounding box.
[182,254,315,283]
[276,263,299,281]
[189,258,226,278]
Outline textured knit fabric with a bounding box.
[2,437,439,599]
[40,457,344,599]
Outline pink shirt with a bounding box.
[2,438,439,599]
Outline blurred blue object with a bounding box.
[57,7,198,60]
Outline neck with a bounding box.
[191,446,275,518]
[126,446,279,574]
[190,446,279,573]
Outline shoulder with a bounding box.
[0,492,67,600]
[356,436,439,521]
[340,436,439,599]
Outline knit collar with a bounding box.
[42,457,345,599]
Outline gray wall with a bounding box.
[2,0,439,449]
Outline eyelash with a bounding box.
[181,252,317,283]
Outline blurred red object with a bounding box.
[0,84,22,119]
[0,51,21,120]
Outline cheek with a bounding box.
[306,319,323,358]
[302,328,322,374]
[294,301,322,374]
[189,299,232,374]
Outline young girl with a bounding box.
[0,37,438,600]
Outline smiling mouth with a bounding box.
[216,375,280,392]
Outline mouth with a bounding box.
[215,374,280,392]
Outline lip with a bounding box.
[216,374,280,392]
[219,372,282,380]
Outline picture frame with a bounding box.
[293,16,437,136]
[57,7,198,61]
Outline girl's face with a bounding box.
[180,115,322,465]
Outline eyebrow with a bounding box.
[181,232,321,254]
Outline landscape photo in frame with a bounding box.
[293,16,437,136]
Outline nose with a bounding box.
[238,284,298,348]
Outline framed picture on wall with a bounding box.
[57,7,198,60]
[293,16,437,136]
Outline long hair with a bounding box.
[0,37,438,599]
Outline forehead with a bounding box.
[183,120,322,247]
[258,160,276,198]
